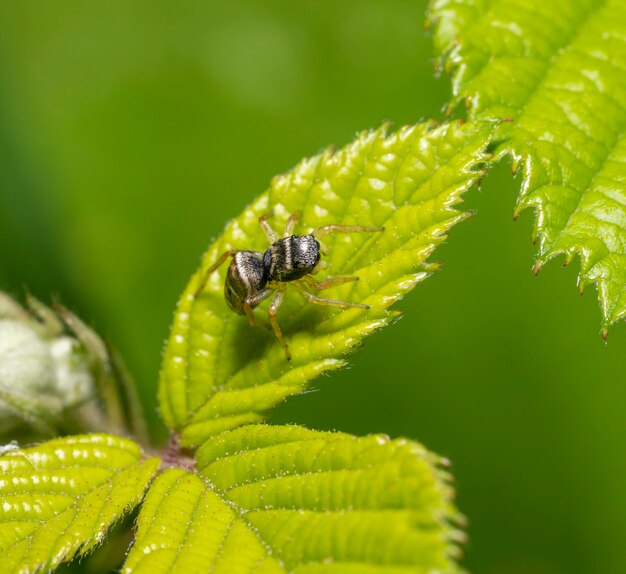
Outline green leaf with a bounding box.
[158,120,493,444]
[0,433,158,573]
[122,468,284,573]
[124,425,460,574]
[428,0,626,330]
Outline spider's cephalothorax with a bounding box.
[195,211,383,361]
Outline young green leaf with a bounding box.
[0,434,158,573]
[122,468,284,573]
[124,425,461,574]
[159,120,493,444]
[428,0,626,330]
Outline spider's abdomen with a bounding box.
[224,250,268,314]
[264,235,320,282]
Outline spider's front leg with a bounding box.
[284,211,302,237]
[301,275,360,291]
[258,212,279,244]
[294,283,369,310]
[311,223,384,257]
[312,223,384,239]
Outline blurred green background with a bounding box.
[1,2,625,573]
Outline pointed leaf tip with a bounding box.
[159,120,495,441]
[430,0,626,331]
[0,434,158,573]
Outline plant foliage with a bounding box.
[124,425,460,574]
[428,0,626,330]
[1,119,492,573]
[127,119,493,572]
[0,434,158,572]
[4,2,626,571]
[158,120,493,447]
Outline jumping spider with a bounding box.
[194,211,383,361]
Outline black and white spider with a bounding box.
[194,211,383,360]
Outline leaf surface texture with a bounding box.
[124,425,460,574]
[0,434,158,573]
[158,121,493,444]
[429,0,626,327]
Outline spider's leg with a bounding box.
[284,211,302,237]
[242,302,256,327]
[259,212,279,244]
[194,249,238,298]
[294,283,369,309]
[244,288,273,327]
[301,275,359,291]
[317,240,331,256]
[268,287,291,361]
[310,259,328,275]
[312,224,384,239]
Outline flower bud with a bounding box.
[0,294,95,435]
